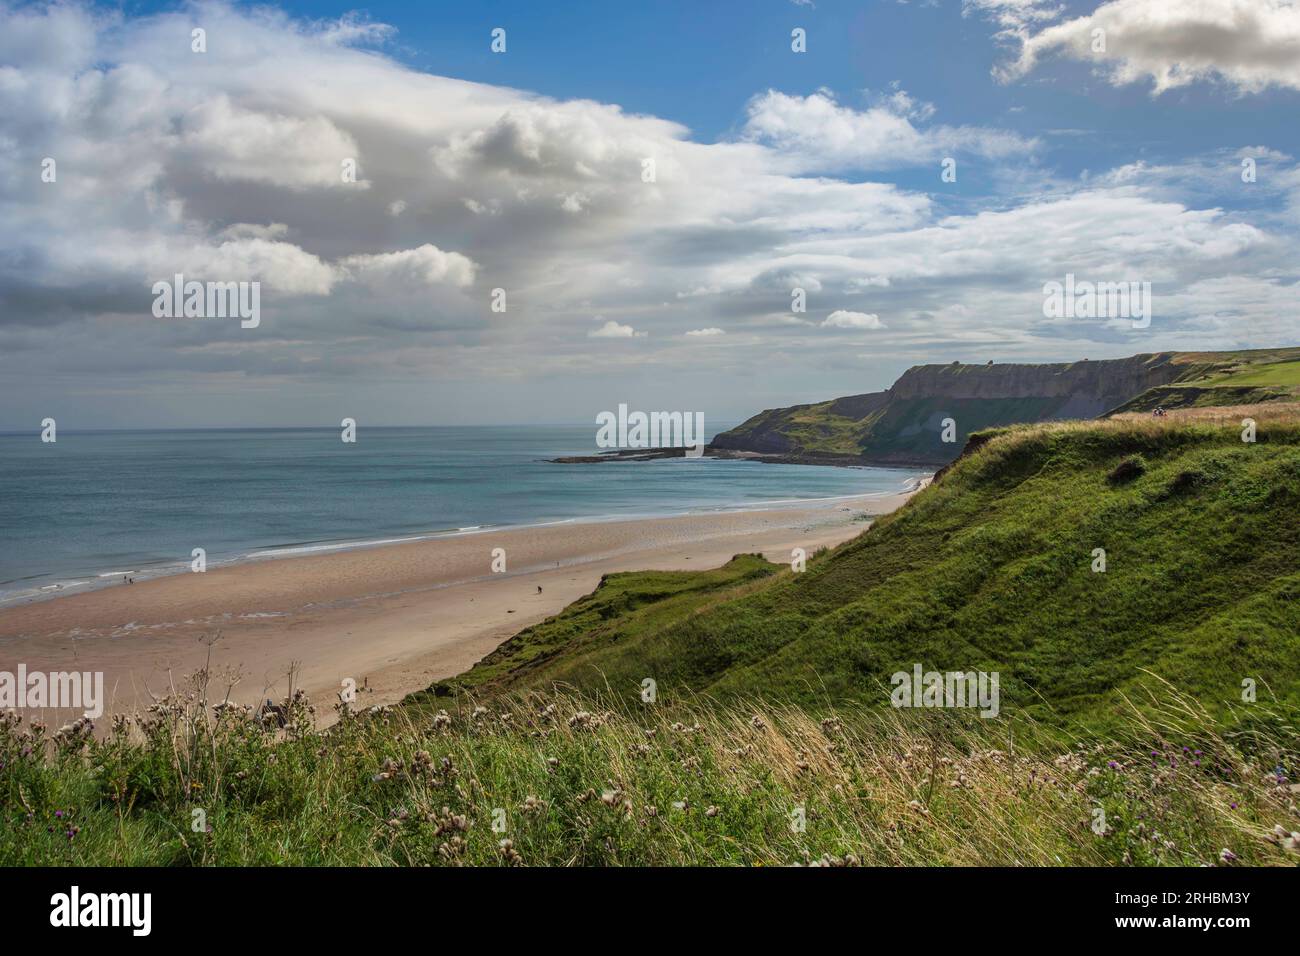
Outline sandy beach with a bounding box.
[0,488,923,724]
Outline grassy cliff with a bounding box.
[711,348,1300,465]
[1110,350,1300,413]
[430,409,1300,734]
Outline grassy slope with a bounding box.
[7,688,1298,866]
[440,413,1300,735]
[712,398,872,458]
[412,554,780,697]
[1110,350,1300,413]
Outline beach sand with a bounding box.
[0,487,924,725]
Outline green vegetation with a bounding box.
[1107,349,1300,413]
[417,554,780,696]
[710,398,873,458]
[4,687,1297,866]
[447,412,1300,734]
[1198,359,1300,388]
[7,413,1299,866]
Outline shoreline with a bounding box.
[0,474,929,610]
[0,482,928,726]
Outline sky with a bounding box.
[1,0,1298,428]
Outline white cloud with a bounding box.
[962,0,1062,31]
[685,327,725,336]
[0,0,1294,425]
[988,0,1300,95]
[178,95,366,189]
[822,310,886,329]
[339,244,477,289]
[589,319,646,338]
[742,89,1036,172]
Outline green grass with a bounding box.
[448,413,1300,736]
[5,689,1297,866]
[1198,359,1300,388]
[408,553,781,699]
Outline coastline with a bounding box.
[0,475,930,610]
[0,483,927,725]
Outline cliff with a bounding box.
[710,348,1300,466]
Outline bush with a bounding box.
[1108,455,1146,484]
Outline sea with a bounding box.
[0,425,928,606]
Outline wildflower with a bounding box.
[750,715,767,731]
[438,836,467,859]
[431,807,469,836]
[520,795,545,815]
[499,839,522,866]
[705,806,719,818]
[1219,848,1237,863]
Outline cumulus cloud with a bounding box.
[822,310,886,329]
[339,245,477,290]
[176,95,365,189]
[589,319,646,338]
[980,0,1300,95]
[0,0,1294,427]
[742,88,1037,172]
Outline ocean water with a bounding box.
[0,426,928,605]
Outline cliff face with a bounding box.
[889,353,1181,403]
[710,351,1195,466]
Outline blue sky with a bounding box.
[1,0,1298,427]
[218,0,1300,186]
